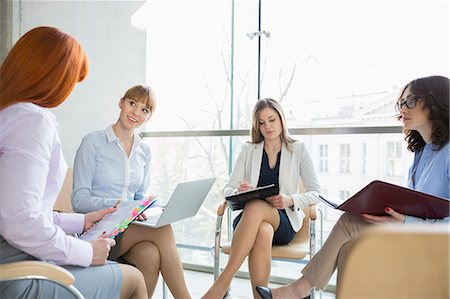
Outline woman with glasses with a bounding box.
[256,75,449,299]
[203,98,321,299]
[71,85,191,299]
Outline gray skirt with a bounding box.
[0,235,121,299]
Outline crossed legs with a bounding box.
[117,224,190,298]
[268,213,369,299]
[203,200,280,299]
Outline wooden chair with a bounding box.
[213,200,322,297]
[337,224,450,299]
[0,169,84,298]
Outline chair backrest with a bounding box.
[54,168,74,213]
[337,224,450,299]
[269,180,314,259]
[270,205,312,259]
[294,180,311,245]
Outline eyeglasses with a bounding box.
[396,96,422,111]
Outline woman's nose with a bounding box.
[132,107,140,116]
[400,104,408,114]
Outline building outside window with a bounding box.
[319,144,329,173]
[339,190,351,201]
[361,143,367,175]
[387,141,402,177]
[339,144,351,173]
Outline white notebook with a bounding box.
[79,198,156,241]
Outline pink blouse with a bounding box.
[0,103,92,267]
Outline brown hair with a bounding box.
[121,85,156,113]
[250,98,295,150]
[396,76,449,152]
[0,26,89,110]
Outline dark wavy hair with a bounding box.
[396,76,449,152]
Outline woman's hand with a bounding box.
[362,207,406,224]
[83,206,117,232]
[237,179,254,192]
[266,192,294,209]
[90,238,116,265]
[135,195,156,221]
[135,213,147,221]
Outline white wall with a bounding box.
[10,0,146,165]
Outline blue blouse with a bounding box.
[405,142,449,223]
[71,125,151,213]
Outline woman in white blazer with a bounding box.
[203,98,321,299]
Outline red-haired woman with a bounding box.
[0,27,147,299]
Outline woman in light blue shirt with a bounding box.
[256,75,449,299]
[72,85,190,298]
[1,26,146,299]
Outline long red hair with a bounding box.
[0,26,89,110]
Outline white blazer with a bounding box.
[223,141,321,232]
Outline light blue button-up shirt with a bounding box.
[72,125,151,213]
[405,142,449,223]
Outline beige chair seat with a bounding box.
[221,219,310,259]
[337,224,450,299]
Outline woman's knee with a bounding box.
[119,263,146,297]
[127,242,160,264]
[337,212,354,226]
[254,222,274,248]
[242,199,270,216]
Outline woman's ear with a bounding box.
[119,98,124,108]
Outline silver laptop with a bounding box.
[132,177,216,228]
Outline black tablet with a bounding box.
[226,184,280,211]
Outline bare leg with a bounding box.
[118,224,191,299]
[203,200,280,299]
[122,242,160,298]
[118,263,147,299]
[248,221,274,299]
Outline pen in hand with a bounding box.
[238,178,253,192]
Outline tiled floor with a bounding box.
[152,269,335,299]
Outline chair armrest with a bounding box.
[308,204,317,220]
[0,261,75,287]
[216,201,228,216]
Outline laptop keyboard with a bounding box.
[143,213,160,226]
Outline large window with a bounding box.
[136,0,448,285]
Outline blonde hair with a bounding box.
[121,85,156,113]
[250,98,295,150]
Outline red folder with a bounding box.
[318,180,450,219]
